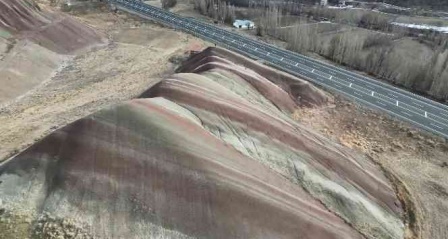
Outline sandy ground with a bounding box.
[0,9,208,161]
[292,96,448,239]
[1,2,447,238]
[0,40,68,103]
[0,0,107,104]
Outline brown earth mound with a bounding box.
[0,98,365,239]
[178,47,332,107]
[0,0,105,54]
[0,0,106,104]
[0,47,404,239]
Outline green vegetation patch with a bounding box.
[0,28,12,39]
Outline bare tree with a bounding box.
[194,0,235,24]
[161,0,177,9]
[256,23,265,36]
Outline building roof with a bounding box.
[233,20,254,26]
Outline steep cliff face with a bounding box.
[0,47,404,239]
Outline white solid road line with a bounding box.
[129,4,448,137]
[401,111,413,117]
[279,62,448,137]
[256,37,448,135]
[412,101,424,108]
[311,70,330,79]
[353,91,363,97]
[366,88,448,122]
[431,123,444,129]
[388,92,397,98]
[376,101,386,106]
[260,37,448,113]
[364,85,375,90]
[396,102,448,128]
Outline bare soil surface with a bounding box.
[0,46,403,239]
[0,9,208,161]
[1,2,447,239]
[169,11,448,233]
[293,96,448,239]
[0,0,107,104]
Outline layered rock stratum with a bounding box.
[0,0,105,103]
[0,47,405,239]
[0,0,104,54]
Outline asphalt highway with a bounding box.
[111,0,448,139]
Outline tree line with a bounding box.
[287,24,448,101]
[365,0,448,10]
[190,0,448,101]
[193,0,237,24]
[162,0,177,9]
[250,3,448,101]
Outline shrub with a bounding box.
[161,0,177,9]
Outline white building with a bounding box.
[233,20,255,29]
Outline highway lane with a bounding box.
[111,0,448,138]
[175,16,448,110]
[183,18,448,122]
[178,15,448,120]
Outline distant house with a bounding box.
[233,20,255,30]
